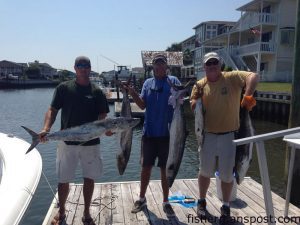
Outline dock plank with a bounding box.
[66,185,82,224]
[99,184,112,225]
[42,178,300,225]
[90,183,102,225]
[120,182,139,225]
[111,183,125,224]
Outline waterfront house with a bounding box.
[0,60,28,78]
[193,0,296,82]
[180,35,196,80]
[192,21,236,78]
[28,61,57,79]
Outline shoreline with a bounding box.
[0,79,60,89]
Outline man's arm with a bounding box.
[42,107,58,132]
[121,83,145,110]
[39,107,58,142]
[241,72,259,111]
[128,88,145,110]
[190,82,203,111]
[244,72,259,96]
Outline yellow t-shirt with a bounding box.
[190,71,251,133]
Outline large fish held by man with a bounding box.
[166,80,189,187]
[193,82,206,149]
[22,117,140,154]
[234,106,255,184]
[117,84,134,175]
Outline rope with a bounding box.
[42,170,118,222]
[42,170,59,204]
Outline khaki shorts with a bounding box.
[56,142,103,183]
[199,132,235,183]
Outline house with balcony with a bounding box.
[193,21,236,78]
[180,35,196,80]
[195,0,296,82]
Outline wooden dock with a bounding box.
[114,102,145,118]
[107,92,124,104]
[42,178,300,225]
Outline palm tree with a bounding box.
[166,43,182,52]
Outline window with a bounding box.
[280,29,295,46]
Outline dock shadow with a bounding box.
[230,198,248,209]
[200,210,245,225]
[142,206,188,225]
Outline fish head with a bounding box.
[107,117,140,132]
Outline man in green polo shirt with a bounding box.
[39,56,110,225]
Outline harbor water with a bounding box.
[0,88,289,225]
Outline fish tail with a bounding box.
[21,126,40,154]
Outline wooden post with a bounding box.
[286,0,300,206]
[115,71,120,101]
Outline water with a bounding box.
[0,88,290,225]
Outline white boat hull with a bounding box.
[0,133,42,225]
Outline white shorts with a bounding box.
[56,141,103,183]
[199,132,236,183]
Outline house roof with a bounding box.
[180,35,196,44]
[0,60,26,68]
[193,21,236,29]
[141,51,183,67]
[236,0,279,11]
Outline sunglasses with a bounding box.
[205,60,219,66]
[76,64,90,69]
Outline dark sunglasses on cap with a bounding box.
[205,59,219,66]
[76,64,90,69]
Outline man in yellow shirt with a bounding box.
[190,52,258,224]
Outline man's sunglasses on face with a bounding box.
[76,64,91,69]
[205,59,219,66]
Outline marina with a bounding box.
[1,0,300,224]
[42,178,300,225]
[0,88,294,225]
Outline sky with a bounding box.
[1,0,250,73]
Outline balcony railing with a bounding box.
[240,12,278,30]
[230,42,275,56]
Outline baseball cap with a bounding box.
[152,54,167,64]
[74,56,91,67]
[203,52,220,64]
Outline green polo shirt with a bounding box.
[51,79,109,145]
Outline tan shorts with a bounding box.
[56,142,103,183]
[199,132,235,183]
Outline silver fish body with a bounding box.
[22,117,140,154]
[117,89,133,175]
[194,99,204,148]
[167,87,188,187]
[234,107,254,184]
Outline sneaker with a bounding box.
[131,199,147,213]
[197,199,207,218]
[219,205,232,225]
[163,202,175,217]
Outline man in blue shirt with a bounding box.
[123,54,180,217]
